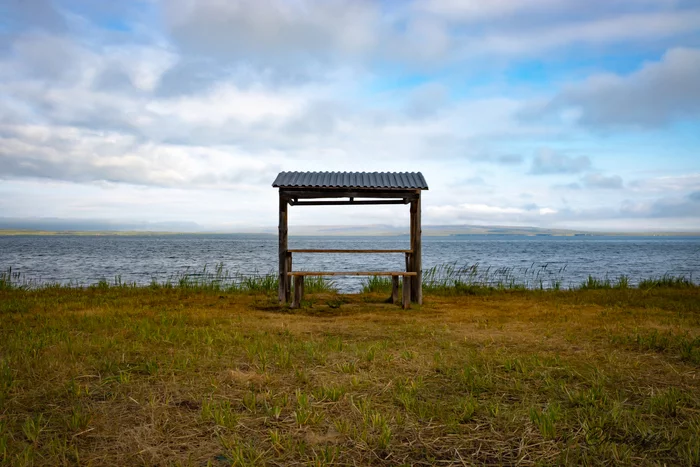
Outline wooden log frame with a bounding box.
[411,197,423,305]
[278,195,288,304]
[281,188,419,200]
[290,199,409,206]
[278,187,424,307]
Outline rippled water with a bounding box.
[1,234,698,292]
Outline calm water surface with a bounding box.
[1,235,698,292]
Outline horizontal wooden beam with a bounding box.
[288,271,417,276]
[281,189,419,200]
[288,249,412,254]
[289,199,408,206]
[282,187,420,193]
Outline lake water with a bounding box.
[1,234,699,292]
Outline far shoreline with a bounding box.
[1,229,700,237]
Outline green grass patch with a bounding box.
[0,280,698,465]
[361,275,394,294]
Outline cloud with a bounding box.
[163,0,379,68]
[146,83,304,124]
[520,203,558,215]
[1,0,68,35]
[463,152,524,165]
[159,0,700,75]
[7,33,84,82]
[416,0,564,21]
[536,48,700,128]
[416,0,689,23]
[629,173,700,193]
[583,173,623,189]
[0,124,280,188]
[494,154,524,165]
[467,11,700,57]
[463,176,486,185]
[161,0,454,71]
[0,0,698,231]
[520,189,700,226]
[552,182,583,190]
[406,83,449,118]
[425,201,559,225]
[450,176,486,187]
[620,191,700,218]
[530,148,591,174]
[408,1,700,66]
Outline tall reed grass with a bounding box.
[0,264,338,294]
[361,275,394,293]
[361,263,696,294]
[3,263,696,295]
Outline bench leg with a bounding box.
[402,275,411,309]
[292,276,304,308]
[391,276,400,304]
[285,252,292,303]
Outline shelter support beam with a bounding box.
[278,195,288,304]
[410,197,422,305]
[290,199,409,206]
[280,189,419,200]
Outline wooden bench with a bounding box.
[287,271,417,309]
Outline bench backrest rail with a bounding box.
[288,249,411,254]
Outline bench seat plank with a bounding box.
[288,271,416,276]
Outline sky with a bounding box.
[1,0,699,232]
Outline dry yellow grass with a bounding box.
[1,285,699,465]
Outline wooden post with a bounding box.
[410,197,422,304]
[415,195,422,305]
[285,252,292,302]
[292,275,304,308]
[391,275,399,304]
[278,194,288,304]
[402,275,411,309]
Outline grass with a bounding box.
[0,272,699,465]
[0,264,267,292]
[423,263,563,291]
[0,264,336,295]
[362,263,696,295]
[360,275,393,294]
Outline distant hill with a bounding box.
[270,224,699,237]
[0,218,202,233]
[1,218,698,237]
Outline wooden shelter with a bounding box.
[272,171,428,308]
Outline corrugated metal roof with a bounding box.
[272,172,428,190]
